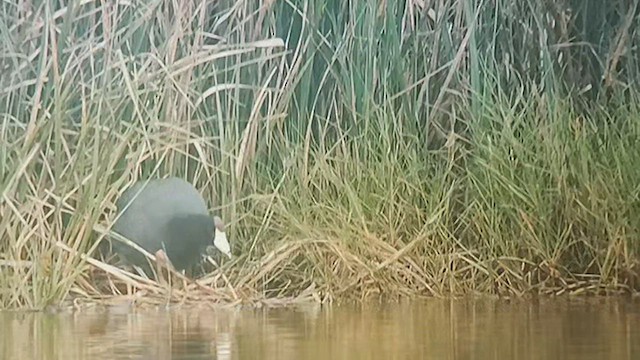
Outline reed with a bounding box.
[1,0,639,310]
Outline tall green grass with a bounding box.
[1,0,639,309]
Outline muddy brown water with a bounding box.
[1,297,639,359]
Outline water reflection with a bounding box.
[1,298,639,359]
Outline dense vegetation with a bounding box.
[1,0,639,310]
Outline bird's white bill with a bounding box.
[214,231,232,258]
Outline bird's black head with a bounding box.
[162,214,216,271]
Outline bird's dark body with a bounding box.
[111,177,215,271]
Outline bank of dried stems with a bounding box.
[1,0,640,309]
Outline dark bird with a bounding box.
[111,177,231,273]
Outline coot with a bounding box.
[111,177,231,272]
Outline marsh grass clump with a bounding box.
[1,0,640,310]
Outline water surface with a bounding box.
[1,297,639,359]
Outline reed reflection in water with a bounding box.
[1,297,639,359]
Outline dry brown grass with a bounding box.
[2,0,640,310]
